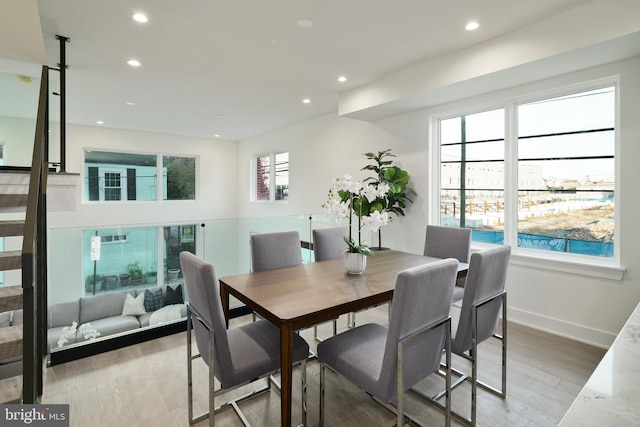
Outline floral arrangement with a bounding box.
[323,174,390,255]
[56,321,101,349]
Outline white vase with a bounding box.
[343,251,367,274]
[167,268,180,282]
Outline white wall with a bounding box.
[237,56,640,348]
[0,116,36,166]
[47,124,239,304]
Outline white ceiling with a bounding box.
[1,0,593,141]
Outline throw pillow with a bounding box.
[0,311,10,328]
[122,293,146,316]
[144,288,164,312]
[164,284,184,305]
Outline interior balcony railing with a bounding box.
[47,214,364,364]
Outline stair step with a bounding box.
[0,220,24,237]
[0,251,21,271]
[0,286,23,312]
[0,324,22,360]
[0,194,28,208]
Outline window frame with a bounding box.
[83,149,198,203]
[251,151,289,202]
[429,77,623,280]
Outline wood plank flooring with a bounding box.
[41,306,605,427]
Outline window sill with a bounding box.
[472,243,625,281]
[511,251,625,280]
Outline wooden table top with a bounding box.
[220,250,466,331]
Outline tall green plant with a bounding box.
[361,149,416,248]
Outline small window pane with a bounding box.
[256,155,270,201]
[440,109,505,239]
[163,156,196,200]
[84,151,157,201]
[83,227,157,296]
[274,152,289,201]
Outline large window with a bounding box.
[253,152,289,201]
[84,151,197,202]
[435,84,616,260]
[85,151,157,201]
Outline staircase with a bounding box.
[0,201,26,403]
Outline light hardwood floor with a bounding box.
[42,306,605,427]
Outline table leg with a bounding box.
[220,282,230,327]
[280,324,293,426]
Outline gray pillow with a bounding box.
[11,309,23,326]
[144,288,164,312]
[0,311,10,328]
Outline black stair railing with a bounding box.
[21,65,49,403]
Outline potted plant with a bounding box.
[167,256,181,282]
[361,149,416,249]
[323,174,390,273]
[145,267,157,284]
[85,274,103,294]
[119,272,130,287]
[127,261,144,285]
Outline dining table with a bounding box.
[219,249,468,427]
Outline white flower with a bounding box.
[56,321,78,349]
[78,322,101,340]
[363,210,390,232]
[377,182,390,198]
[363,184,379,203]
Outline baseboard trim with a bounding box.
[508,306,615,349]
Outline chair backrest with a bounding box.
[312,227,349,261]
[423,225,472,263]
[179,251,234,384]
[377,258,459,403]
[250,231,303,272]
[452,245,511,355]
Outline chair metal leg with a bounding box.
[429,293,508,426]
[301,358,307,427]
[314,319,339,343]
[319,362,325,427]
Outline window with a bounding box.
[85,151,157,201]
[434,84,616,260]
[103,170,124,200]
[163,156,196,200]
[83,227,157,296]
[253,152,289,201]
[84,151,197,202]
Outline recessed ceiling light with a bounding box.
[465,21,479,31]
[133,13,148,23]
[125,101,135,106]
[338,76,347,83]
[297,19,313,28]
[214,134,220,138]
[96,120,104,125]
[127,59,141,67]
[302,98,311,104]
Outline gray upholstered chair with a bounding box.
[180,251,309,427]
[424,225,472,302]
[426,245,511,426]
[312,227,349,262]
[317,258,459,427]
[311,227,349,340]
[250,230,302,272]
